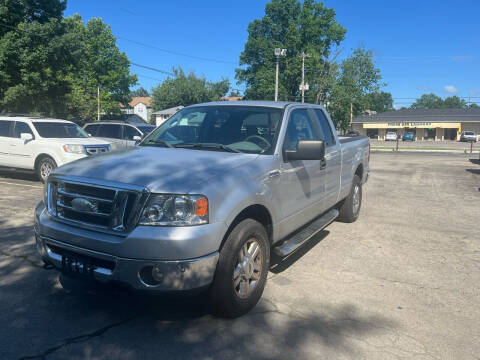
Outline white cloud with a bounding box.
[417,85,430,91]
[444,85,458,94]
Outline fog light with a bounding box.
[139,265,163,286]
[152,266,164,283]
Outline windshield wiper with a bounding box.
[142,139,173,148]
[174,143,242,153]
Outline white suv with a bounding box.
[0,116,112,182]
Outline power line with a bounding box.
[130,62,173,76]
[117,36,237,65]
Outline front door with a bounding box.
[275,108,326,237]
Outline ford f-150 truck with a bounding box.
[34,101,370,317]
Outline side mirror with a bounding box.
[285,140,325,161]
[87,133,92,137]
[133,135,142,141]
[20,133,33,141]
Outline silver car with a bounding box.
[83,121,156,148]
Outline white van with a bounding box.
[0,116,111,182]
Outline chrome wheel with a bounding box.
[40,161,53,181]
[233,238,263,299]
[352,184,361,215]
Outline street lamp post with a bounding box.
[300,52,311,103]
[274,48,287,102]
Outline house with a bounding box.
[220,96,243,101]
[120,97,152,122]
[352,108,480,141]
[153,106,184,126]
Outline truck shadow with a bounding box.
[1,222,398,360]
[0,169,39,182]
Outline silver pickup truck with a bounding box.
[34,101,370,317]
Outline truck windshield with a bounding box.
[141,105,283,154]
[33,122,89,138]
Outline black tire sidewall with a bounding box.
[37,157,57,183]
[337,174,362,223]
[210,219,270,318]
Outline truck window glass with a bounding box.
[284,109,319,151]
[0,120,13,137]
[313,109,335,146]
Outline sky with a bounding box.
[64,0,480,108]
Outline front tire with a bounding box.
[209,219,270,318]
[337,174,362,223]
[36,156,57,183]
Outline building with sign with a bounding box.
[351,108,480,141]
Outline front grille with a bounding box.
[46,177,147,233]
[85,145,110,155]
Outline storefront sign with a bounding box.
[363,122,461,129]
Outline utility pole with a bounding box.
[274,48,287,102]
[300,52,310,103]
[350,102,353,129]
[97,86,100,121]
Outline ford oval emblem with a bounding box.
[71,198,98,213]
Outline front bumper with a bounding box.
[35,234,219,291]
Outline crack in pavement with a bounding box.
[17,316,137,360]
[0,249,43,269]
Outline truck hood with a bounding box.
[53,146,259,193]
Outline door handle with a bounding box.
[268,170,281,178]
[320,159,326,170]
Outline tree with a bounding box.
[64,16,136,119]
[0,5,136,120]
[235,0,345,101]
[410,93,443,109]
[327,48,384,130]
[443,95,466,109]
[364,91,394,113]
[130,87,149,97]
[151,68,230,111]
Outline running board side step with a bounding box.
[273,209,339,257]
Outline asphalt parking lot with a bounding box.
[1,152,479,360]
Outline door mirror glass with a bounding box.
[20,133,33,141]
[285,140,325,161]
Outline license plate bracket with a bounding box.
[61,253,94,279]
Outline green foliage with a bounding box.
[235,0,346,101]
[0,2,136,120]
[364,91,394,113]
[151,68,230,111]
[411,94,468,109]
[130,87,150,97]
[410,93,444,109]
[327,48,385,130]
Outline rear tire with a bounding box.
[337,174,362,223]
[209,219,270,318]
[36,156,57,183]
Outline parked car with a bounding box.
[345,130,360,137]
[35,101,370,317]
[385,132,398,141]
[460,131,477,142]
[402,132,415,141]
[83,121,156,148]
[0,116,112,182]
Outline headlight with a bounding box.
[63,144,85,154]
[139,194,208,226]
